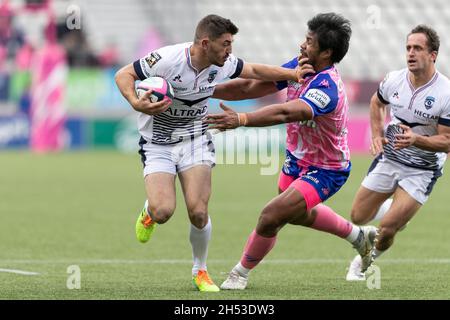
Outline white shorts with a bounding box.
[362,156,442,204]
[139,132,215,176]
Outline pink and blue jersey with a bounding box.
[276,57,351,171]
[276,57,351,209]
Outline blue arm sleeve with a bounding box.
[133,60,147,80]
[299,73,338,116]
[438,105,450,126]
[275,57,298,91]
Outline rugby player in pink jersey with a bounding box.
[207,13,376,289]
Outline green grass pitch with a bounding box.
[0,150,449,299]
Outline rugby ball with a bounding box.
[136,76,174,103]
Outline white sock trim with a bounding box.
[372,248,385,260]
[234,262,250,278]
[346,225,361,243]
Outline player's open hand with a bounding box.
[296,57,315,84]
[370,136,389,156]
[133,90,172,115]
[394,124,417,150]
[205,102,240,131]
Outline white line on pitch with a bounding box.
[0,268,40,276]
[0,258,449,265]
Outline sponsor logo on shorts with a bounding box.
[303,170,320,184]
[303,89,330,109]
[283,158,291,169]
[303,175,320,184]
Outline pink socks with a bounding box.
[310,204,353,238]
[240,230,277,269]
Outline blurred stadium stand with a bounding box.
[1,0,450,151]
[198,0,450,81]
[50,0,450,80]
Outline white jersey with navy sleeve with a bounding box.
[133,42,243,145]
[378,68,450,170]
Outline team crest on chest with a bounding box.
[208,70,218,83]
[424,96,435,110]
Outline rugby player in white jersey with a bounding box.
[346,25,450,281]
[115,14,298,292]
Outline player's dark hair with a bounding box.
[307,12,352,63]
[194,14,238,42]
[409,25,440,54]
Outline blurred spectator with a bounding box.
[0,2,25,68]
[24,0,48,10]
[98,42,120,68]
[0,2,29,103]
[15,42,33,70]
[56,21,99,67]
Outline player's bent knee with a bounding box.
[151,207,175,224]
[350,211,364,225]
[288,208,311,226]
[350,208,371,225]
[257,208,284,235]
[188,210,209,229]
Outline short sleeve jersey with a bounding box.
[276,57,350,171]
[134,42,243,144]
[377,68,450,170]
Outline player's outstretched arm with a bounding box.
[115,64,171,115]
[212,79,278,101]
[394,124,450,152]
[240,63,298,82]
[206,99,313,130]
[369,92,389,155]
[212,61,306,102]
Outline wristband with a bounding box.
[238,113,249,126]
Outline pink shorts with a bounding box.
[278,170,322,211]
[278,150,350,211]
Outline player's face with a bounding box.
[406,33,437,73]
[206,33,233,67]
[300,32,321,68]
